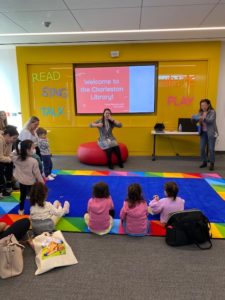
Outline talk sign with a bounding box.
[27,64,73,126]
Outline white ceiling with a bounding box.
[1,0,225,45]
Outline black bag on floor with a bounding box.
[165,209,212,250]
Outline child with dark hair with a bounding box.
[36,127,56,181]
[120,183,149,236]
[84,181,114,235]
[30,182,69,235]
[0,125,19,198]
[148,181,185,226]
[12,139,44,215]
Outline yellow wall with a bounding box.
[16,42,220,156]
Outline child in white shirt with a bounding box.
[30,181,70,236]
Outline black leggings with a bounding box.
[104,146,123,168]
[19,183,32,210]
[0,162,13,193]
[0,218,30,241]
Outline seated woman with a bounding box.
[0,218,30,241]
[90,108,124,169]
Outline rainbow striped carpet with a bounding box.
[1,170,225,238]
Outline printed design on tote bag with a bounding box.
[41,237,66,259]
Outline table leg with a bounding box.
[152,134,156,161]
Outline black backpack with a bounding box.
[165,209,212,250]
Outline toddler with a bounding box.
[36,127,56,181]
[148,181,185,226]
[30,181,70,236]
[120,183,149,236]
[84,181,114,235]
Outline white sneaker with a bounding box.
[50,173,57,178]
[53,200,61,208]
[63,201,70,214]
[47,175,55,181]
[18,209,24,215]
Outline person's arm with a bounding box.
[87,198,92,213]
[0,138,11,163]
[32,159,44,183]
[148,196,163,215]
[205,110,216,124]
[120,202,127,220]
[89,120,103,128]
[48,202,65,217]
[19,129,30,141]
[109,196,114,210]
[108,116,122,128]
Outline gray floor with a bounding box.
[1,154,225,300]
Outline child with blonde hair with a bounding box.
[0,111,8,133]
[149,181,185,226]
[120,183,149,236]
[84,181,114,235]
[30,182,70,236]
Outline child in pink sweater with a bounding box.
[84,181,114,235]
[149,181,185,226]
[12,139,44,215]
[120,183,149,236]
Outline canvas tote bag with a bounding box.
[33,230,78,275]
[0,234,25,279]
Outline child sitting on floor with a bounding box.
[120,183,149,236]
[84,181,114,235]
[30,182,70,236]
[148,181,185,226]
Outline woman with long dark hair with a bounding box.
[90,108,124,169]
[194,99,218,171]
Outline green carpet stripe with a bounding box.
[214,223,225,236]
[56,217,87,232]
[210,185,225,192]
[145,172,164,177]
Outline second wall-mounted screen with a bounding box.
[74,63,157,114]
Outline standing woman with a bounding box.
[90,108,124,169]
[196,99,218,171]
[0,111,8,134]
[19,116,41,159]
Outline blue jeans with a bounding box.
[200,131,216,163]
[42,155,53,177]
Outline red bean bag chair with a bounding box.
[77,142,128,165]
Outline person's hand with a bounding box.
[152,195,159,201]
[97,123,103,128]
[108,116,114,122]
[202,112,207,118]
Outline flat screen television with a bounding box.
[74,63,158,114]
